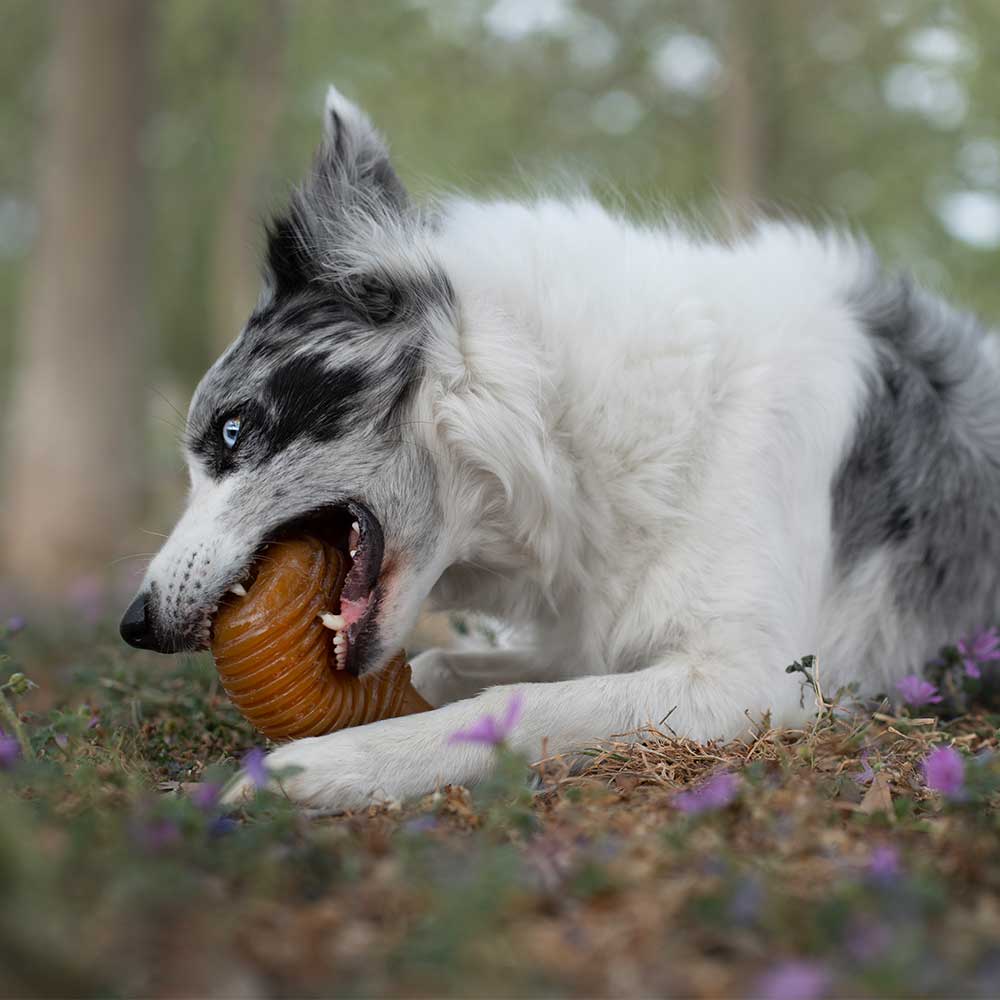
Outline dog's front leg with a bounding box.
[224,675,631,814]
[222,653,780,814]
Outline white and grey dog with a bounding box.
[121,87,1000,812]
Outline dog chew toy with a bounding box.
[211,536,432,741]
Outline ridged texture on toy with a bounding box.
[211,536,431,741]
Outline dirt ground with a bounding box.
[2,622,999,998]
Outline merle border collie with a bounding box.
[120,86,1000,812]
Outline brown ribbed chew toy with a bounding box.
[211,536,432,741]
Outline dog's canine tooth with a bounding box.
[319,612,346,631]
[229,583,247,597]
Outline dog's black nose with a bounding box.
[119,592,155,649]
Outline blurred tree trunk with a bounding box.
[719,1,784,232]
[2,0,150,597]
[210,0,289,355]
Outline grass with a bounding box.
[2,621,1000,998]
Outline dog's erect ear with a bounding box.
[263,86,409,300]
[318,85,408,212]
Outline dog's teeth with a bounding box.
[349,549,357,559]
[319,612,346,631]
[332,629,349,670]
[351,521,360,533]
[229,583,247,597]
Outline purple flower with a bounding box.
[191,782,222,812]
[756,960,830,1000]
[208,816,239,838]
[242,748,269,789]
[447,692,524,746]
[854,749,875,785]
[895,674,942,707]
[867,844,901,882]
[403,815,438,834]
[131,817,181,853]
[674,772,741,814]
[54,733,69,750]
[957,628,1000,679]
[0,729,21,770]
[4,616,25,636]
[923,745,965,798]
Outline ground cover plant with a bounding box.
[2,618,1000,998]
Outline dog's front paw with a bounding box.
[221,732,383,815]
[409,647,461,705]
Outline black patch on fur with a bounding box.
[264,205,318,299]
[263,355,369,456]
[832,268,1000,621]
[833,288,952,565]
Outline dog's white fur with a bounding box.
[139,89,993,812]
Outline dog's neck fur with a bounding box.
[424,287,587,625]
[418,197,665,633]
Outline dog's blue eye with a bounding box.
[222,417,241,449]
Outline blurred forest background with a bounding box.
[2,0,1000,623]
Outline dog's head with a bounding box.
[120,87,458,676]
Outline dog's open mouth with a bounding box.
[216,501,385,676]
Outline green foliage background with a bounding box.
[3,0,1000,402]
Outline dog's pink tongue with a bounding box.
[339,594,371,627]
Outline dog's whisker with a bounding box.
[109,553,158,566]
[148,384,187,425]
[152,414,186,435]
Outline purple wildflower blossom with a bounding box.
[674,772,741,815]
[54,733,69,750]
[867,844,901,882]
[403,815,438,835]
[4,616,26,636]
[923,745,965,797]
[0,729,21,769]
[191,782,222,812]
[447,692,524,746]
[756,960,830,1000]
[956,627,1000,679]
[895,674,942,707]
[242,748,270,789]
[209,816,239,838]
[131,817,181,853]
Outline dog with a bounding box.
[120,86,1000,812]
